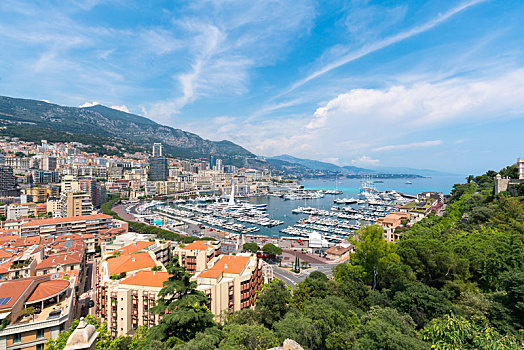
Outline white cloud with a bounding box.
[79,101,99,107]
[110,105,129,113]
[279,0,488,97]
[372,140,442,152]
[352,156,380,166]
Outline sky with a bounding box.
[1,0,524,174]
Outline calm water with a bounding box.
[245,175,465,237]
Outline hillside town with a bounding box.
[0,136,522,349]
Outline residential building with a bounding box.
[0,275,77,350]
[194,254,265,316]
[60,192,93,218]
[41,156,57,171]
[173,240,221,273]
[519,157,524,180]
[20,214,113,236]
[33,171,60,184]
[148,157,168,181]
[0,166,16,191]
[152,143,162,157]
[60,175,80,193]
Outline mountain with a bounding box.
[270,155,348,172]
[0,96,255,162]
[366,166,459,177]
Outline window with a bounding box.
[13,333,21,343]
[37,329,44,339]
[37,344,44,350]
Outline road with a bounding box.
[273,263,336,289]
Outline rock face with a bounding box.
[0,95,255,159]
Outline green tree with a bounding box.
[148,257,215,343]
[262,243,282,256]
[219,323,279,350]
[255,279,291,328]
[354,307,427,350]
[243,242,260,254]
[46,316,114,349]
[421,313,523,349]
[347,224,401,290]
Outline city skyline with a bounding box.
[1,0,524,173]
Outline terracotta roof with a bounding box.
[26,279,70,303]
[325,245,351,256]
[0,249,14,260]
[22,214,111,227]
[182,240,213,251]
[25,236,40,246]
[0,277,37,309]
[120,270,169,288]
[37,251,83,270]
[198,255,250,279]
[107,252,156,276]
[116,241,154,255]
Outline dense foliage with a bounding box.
[53,166,522,349]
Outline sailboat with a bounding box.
[228,183,235,206]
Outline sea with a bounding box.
[243,175,465,237]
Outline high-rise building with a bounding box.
[209,155,216,169]
[0,166,16,191]
[33,170,60,184]
[149,157,168,181]
[215,158,223,172]
[152,143,163,157]
[60,192,93,217]
[41,156,57,171]
[518,158,524,180]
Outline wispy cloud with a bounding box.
[277,0,488,97]
[373,140,442,152]
[352,156,380,166]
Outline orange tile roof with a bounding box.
[37,251,83,270]
[22,214,111,227]
[116,241,154,255]
[0,277,37,309]
[182,240,213,251]
[0,249,13,260]
[26,279,70,303]
[198,255,250,279]
[107,252,157,276]
[25,236,40,245]
[120,270,170,288]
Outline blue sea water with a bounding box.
[244,175,465,237]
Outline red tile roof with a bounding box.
[37,251,83,270]
[120,270,169,288]
[198,255,250,279]
[22,214,111,227]
[0,277,38,309]
[26,279,70,303]
[107,252,156,276]
[115,241,154,255]
[182,240,213,251]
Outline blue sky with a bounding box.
[1,0,524,174]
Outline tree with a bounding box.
[348,225,401,290]
[354,307,427,350]
[255,279,291,328]
[148,257,215,343]
[262,243,282,256]
[46,315,114,350]
[421,313,522,349]
[243,242,260,254]
[219,323,279,350]
[389,283,454,328]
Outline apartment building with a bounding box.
[20,214,113,236]
[173,240,221,273]
[0,275,76,350]
[97,249,164,337]
[519,158,524,180]
[26,186,60,204]
[195,254,264,316]
[59,192,93,217]
[377,212,411,242]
